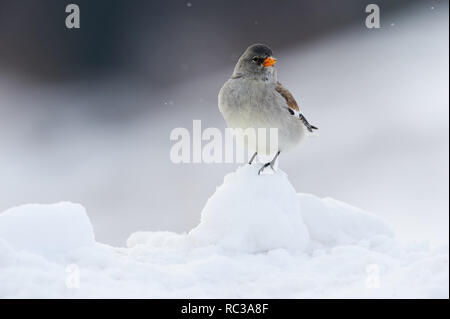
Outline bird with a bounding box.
[218,44,318,175]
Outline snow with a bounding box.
[189,165,310,252]
[0,202,94,258]
[299,194,394,246]
[0,166,448,298]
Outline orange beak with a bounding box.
[263,56,277,67]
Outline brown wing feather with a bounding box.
[275,81,299,112]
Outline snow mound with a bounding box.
[188,165,392,252]
[299,193,394,246]
[0,167,447,298]
[189,165,310,252]
[0,202,94,257]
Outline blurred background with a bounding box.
[0,0,448,246]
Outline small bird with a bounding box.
[218,44,318,174]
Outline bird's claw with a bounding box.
[258,162,275,175]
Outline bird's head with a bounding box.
[233,44,277,81]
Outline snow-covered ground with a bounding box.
[0,166,447,298]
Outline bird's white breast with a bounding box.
[219,78,305,155]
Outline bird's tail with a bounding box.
[298,114,319,136]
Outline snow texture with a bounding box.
[189,166,310,252]
[0,166,448,298]
[0,202,94,258]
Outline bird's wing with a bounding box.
[275,81,299,111]
[275,82,318,132]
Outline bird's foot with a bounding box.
[258,162,275,175]
[257,151,280,175]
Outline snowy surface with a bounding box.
[189,166,310,252]
[0,166,447,298]
[0,203,94,258]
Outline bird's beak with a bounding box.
[263,56,277,67]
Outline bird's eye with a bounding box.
[252,56,259,63]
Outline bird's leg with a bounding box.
[248,152,258,165]
[269,151,281,170]
[258,151,281,175]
